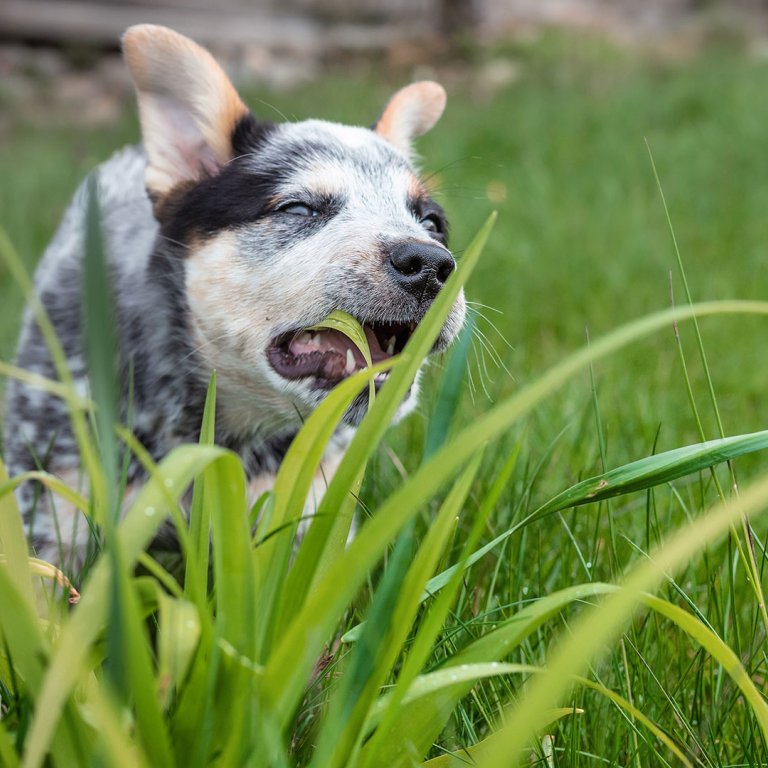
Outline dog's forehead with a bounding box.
[280,119,399,152]
[249,119,417,189]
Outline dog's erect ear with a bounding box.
[374,81,446,160]
[122,25,249,200]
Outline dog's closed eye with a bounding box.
[276,202,319,218]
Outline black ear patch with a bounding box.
[157,116,280,243]
[232,113,276,156]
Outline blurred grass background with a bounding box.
[2,29,768,760]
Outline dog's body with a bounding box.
[3,25,465,572]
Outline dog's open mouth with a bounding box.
[267,320,416,388]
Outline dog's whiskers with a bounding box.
[472,326,510,375]
[159,234,191,251]
[453,300,516,404]
[470,339,494,402]
[466,303,515,352]
[464,356,479,404]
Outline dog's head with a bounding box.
[122,25,465,434]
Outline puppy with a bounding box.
[3,25,465,573]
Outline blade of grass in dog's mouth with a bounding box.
[309,310,375,404]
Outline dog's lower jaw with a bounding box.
[340,370,421,427]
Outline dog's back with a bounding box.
[4,146,174,563]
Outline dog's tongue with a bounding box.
[289,328,386,363]
[268,327,386,383]
[290,329,353,359]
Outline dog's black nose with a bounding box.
[388,241,455,301]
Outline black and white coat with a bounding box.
[3,25,466,572]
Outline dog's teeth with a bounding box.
[386,336,396,356]
[345,349,356,374]
[296,331,313,345]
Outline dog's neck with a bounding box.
[125,236,309,471]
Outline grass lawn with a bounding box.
[1,31,767,765]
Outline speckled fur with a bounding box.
[3,26,465,573]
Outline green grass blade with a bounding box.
[423,316,474,460]
[115,426,193,564]
[535,429,768,517]
[452,577,768,733]
[573,675,690,767]
[170,644,222,768]
[309,309,373,365]
[0,559,48,694]
[0,472,88,514]
[84,683,152,768]
[206,454,258,761]
[21,444,226,768]
[185,371,217,605]
[435,591,763,766]
[421,707,581,768]
[156,591,201,710]
[261,359,391,537]
[0,563,86,766]
[262,299,768,727]
[105,564,175,766]
[360,583,616,767]
[345,436,523,646]
[310,309,375,404]
[452,583,616,666]
[370,663,540,738]
[316,452,483,768]
[310,525,417,768]
[355,446,523,765]
[0,720,20,768]
[368,593,703,767]
[209,454,253,657]
[0,459,34,608]
[0,360,92,409]
[82,173,119,508]
[474,470,768,765]
[400,662,537,704]
[415,667,687,767]
[356,453,484,765]
[646,140,725,440]
[638,592,768,734]
[90,174,153,754]
[256,361,392,658]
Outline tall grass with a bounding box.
[1,202,767,764]
[2,33,768,765]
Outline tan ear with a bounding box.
[122,24,249,200]
[374,81,446,159]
